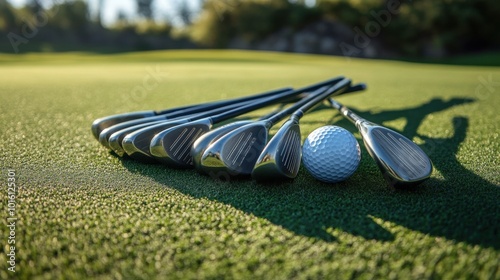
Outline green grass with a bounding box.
[0,50,499,279]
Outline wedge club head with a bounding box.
[357,121,433,188]
[98,115,167,148]
[122,119,191,163]
[191,121,254,172]
[328,98,433,188]
[198,120,271,177]
[108,120,168,156]
[252,83,368,182]
[92,111,157,140]
[251,119,302,181]
[149,118,215,168]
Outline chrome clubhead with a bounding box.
[328,98,432,188]
[150,118,214,168]
[108,120,167,156]
[252,120,302,182]
[191,121,253,173]
[199,121,269,177]
[98,115,165,148]
[91,111,156,140]
[121,120,190,163]
[358,121,433,188]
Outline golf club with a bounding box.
[252,83,367,182]
[327,98,433,188]
[109,116,195,157]
[101,108,230,151]
[117,105,291,162]
[148,77,346,168]
[91,86,294,140]
[108,97,273,156]
[192,83,366,174]
[198,78,351,177]
[122,91,304,163]
[93,105,200,141]
[97,87,293,148]
[101,92,313,151]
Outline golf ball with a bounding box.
[302,126,361,183]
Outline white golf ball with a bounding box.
[302,126,361,183]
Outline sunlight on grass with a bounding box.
[0,50,498,279]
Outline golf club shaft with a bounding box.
[267,79,352,125]
[155,87,293,117]
[256,83,362,122]
[205,77,345,124]
[112,85,356,140]
[101,91,302,141]
[157,83,340,118]
[327,97,433,187]
[327,98,366,125]
[92,86,294,139]
[93,77,350,140]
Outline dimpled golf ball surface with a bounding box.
[302,126,361,183]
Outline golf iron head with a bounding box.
[357,121,433,188]
[328,98,433,188]
[251,119,302,181]
[251,83,368,182]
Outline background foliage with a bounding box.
[1,0,499,58]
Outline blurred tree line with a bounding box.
[0,0,193,53]
[192,0,500,57]
[0,0,499,57]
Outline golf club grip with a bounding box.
[207,77,346,123]
[266,79,351,124]
[156,87,293,116]
[327,98,365,125]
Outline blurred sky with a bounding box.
[8,0,201,26]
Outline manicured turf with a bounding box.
[0,50,499,279]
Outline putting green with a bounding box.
[0,50,498,279]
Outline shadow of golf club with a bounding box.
[120,97,499,249]
[321,98,499,249]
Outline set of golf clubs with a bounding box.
[92,77,433,188]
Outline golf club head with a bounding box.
[358,121,433,188]
[108,120,167,156]
[252,120,302,182]
[122,119,190,163]
[199,121,269,177]
[91,111,156,140]
[191,121,254,173]
[98,115,166,148]
[149,118,214,168]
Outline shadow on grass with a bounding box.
[121,97,500,249]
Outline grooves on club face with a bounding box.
[150,118,214,168]
[121,120,189,163]
[190,103,304,173]
[252,120,302,182]
[198,79,352,178]
[199,122,269,177]
[108,120,167,156]
[92,111,156,140]
[191,121,253,172]
[358,122,433,188]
